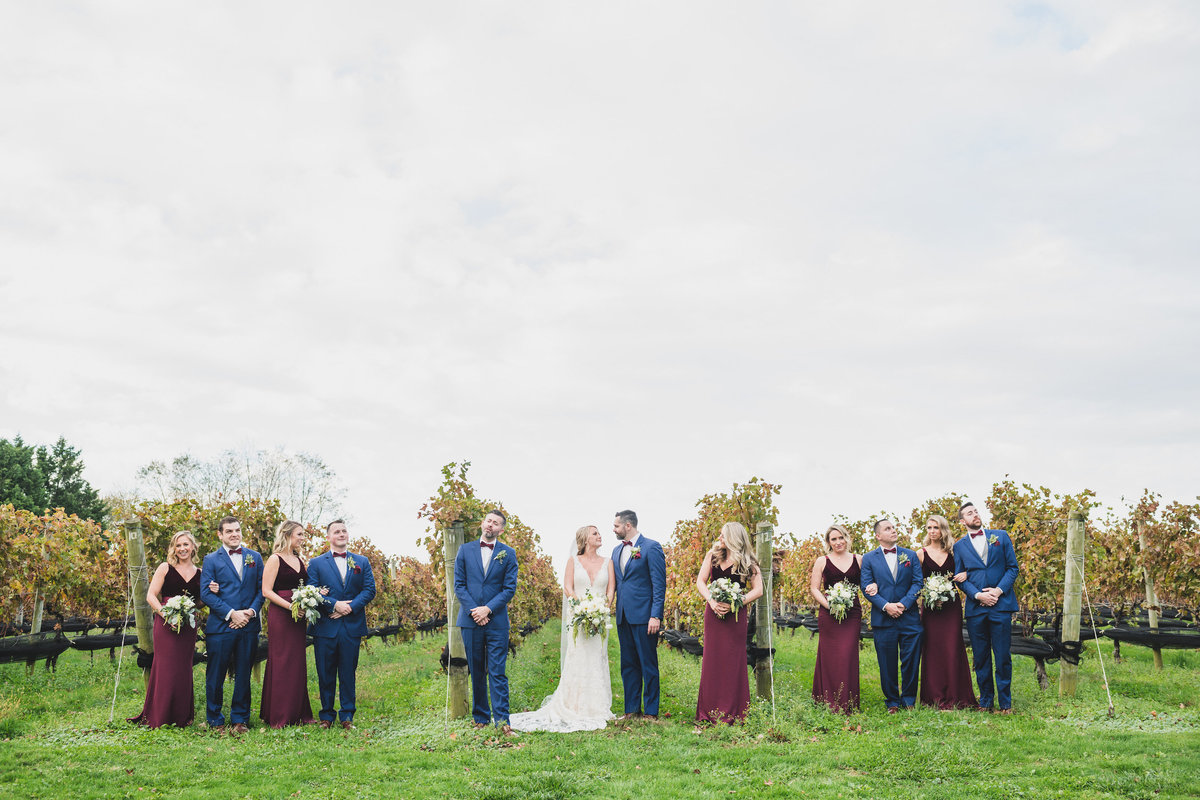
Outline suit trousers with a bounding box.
[966,611,1013,709]
[205,628,256,726]
[872,625,922,708]
[617,619,660,716]
[460,625,510,724]
[314,628,361,722]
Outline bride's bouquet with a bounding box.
[707,577,747,618]
[161,595,196,633]
[826,580,857,622]
[568,591,612,641]
[290,583,323,625]
[921,573,955,610]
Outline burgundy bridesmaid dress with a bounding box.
[260,558,315,728]
[128,565,202,728]
[696,564,752,724]
[811,557,861,713]
[918,550,977,709]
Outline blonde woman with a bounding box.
[129,531,205,728]
[259,520,316,727]
[917,515,976,709]
[694,522,764,723]
[510,525,615,732]
[809,524,862,713]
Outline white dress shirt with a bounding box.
[971,530,987,563]
[884,548,898,579]
[619,533,642,572]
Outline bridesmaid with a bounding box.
[128,530,205,728]
[917,515,977,709]
[809,524,862,713]
[695,522,764,724]
[260,520,316,728]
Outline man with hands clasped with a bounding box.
[861,518,924,712]
[307,519,376,729]
[953,502,1019,713]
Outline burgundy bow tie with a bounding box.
[227,548,242,555]
[883,548,896,554]
[970,532,984,538]
[480,541,495,550]
[621,541,633,547]
[333,552,348,558]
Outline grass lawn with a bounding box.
[1,623,1197,799]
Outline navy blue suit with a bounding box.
[953,529,1019,710]
[861,546,924,709]
[199,548,264,726]
[307,551,376,723]
[612,534,666,716]
[453,540,518,725]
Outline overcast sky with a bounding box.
[2,2,1197,569]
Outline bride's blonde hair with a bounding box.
[575,525,598,555]
[712,522,760,583]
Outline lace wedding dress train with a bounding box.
[509,556,614,732]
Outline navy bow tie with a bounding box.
[227,548,242,555]
[333,552,347,558]
[883,548,896,554]
[480,542,495,550]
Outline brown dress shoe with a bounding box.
[319,720,333,729]
[642,714,659,722]
[473,722,489,729]
[997,708,1014,715]
[500,724,517,736]
[231,723,249,734]
[616,713,641,722]
[341,720,355,730]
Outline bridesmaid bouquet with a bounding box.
[921,573,955,610]
[161,595,196,633]
[291,583,323,625]
[707,578,747,618]
[568,591,612,641]
[826,580,857,622]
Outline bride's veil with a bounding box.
[559,543,575,667]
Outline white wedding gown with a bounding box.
[509,556,614,732]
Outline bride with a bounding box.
[510,525,615,732]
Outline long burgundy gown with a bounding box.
[128,564,202,728]
[696,564,752,724]
[260,557,315,728]
[812,557,861,714]
[919,550,977,709]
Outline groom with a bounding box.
[199,515,263,733]
[861,518,924,712]
[307,519,376,729]
[953,501,1019,713]
[453,509,519,734]
[611,509,666,721]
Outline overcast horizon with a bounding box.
[3,2,1197,572]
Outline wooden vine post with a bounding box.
[444,520,469,717]
[753,522,775,700]
[1136,520,1164,671]
[1059,510,1085,697]
[123,520,155,681]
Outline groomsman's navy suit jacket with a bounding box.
[308,551,377,638]
[199,548,264,635]
[454,540,518,631]
[860,546,923,631]
[953,529,1019,618]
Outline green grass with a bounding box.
[1,625,1198,799]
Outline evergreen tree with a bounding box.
[0,436,107,521]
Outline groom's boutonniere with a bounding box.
[631,546,642,560]
[988,534,1000,548]
[898,552,911,568]
[243,554,257,569]
[345,555,362,574]
[494,550,508,563]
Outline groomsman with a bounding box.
[307,519,376,729]
[453,510,519,734]
[861,518,924,712]
[953,502,1019,713]
[199,516,264,733]
[611,509,666,720]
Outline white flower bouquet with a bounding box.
[290,583,323,625]
[568,590,612,641]
[707,577,747,618]
[826,580,857,622]
[161,594,196,633]
[921,573,955,610]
